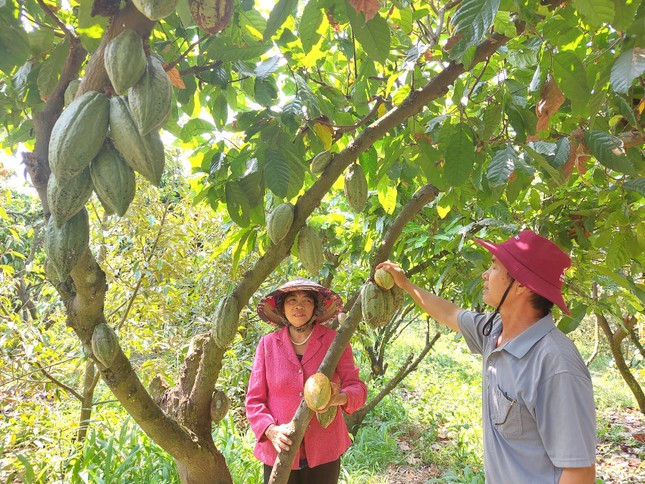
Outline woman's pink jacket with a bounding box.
[245,323,367,469]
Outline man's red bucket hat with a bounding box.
[476,230,571,315]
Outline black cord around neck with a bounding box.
[482,280,515,337]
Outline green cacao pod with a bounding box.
[210,389,230,424]
[374,268,394,290]
[344,163,368,213]
[311,150,333,175]
[266,202,294,244]
[361,282,389,328]
[109,96,166,186]
[47,168,93,228]
[304,373,332,412]
[104,29,147,95]
[212,295,239,348]
[189,0,233,34]
[49,91,110,179]
[128,56,172,136]
[316,404,337,429]
[44,208,89,281]
[297,225,323,276]
[64,79,81,106]
[91,323,120,368]
[90,143,136,217]
[131,0,178,20]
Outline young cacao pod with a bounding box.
[63,79,81,106]
[212,295,239,349]
[104,29,147,95]
[316,404,337,429]
[311,150,333,175]
[128,56,172,136]
[90,143,136,217]
[374,267,394,290]
[297,225,323,276]
[344,163,368,212]
[91,323,120,368]
[266,202,294,244]
[361,282,389,328]
[210,389,230,424]
[109,96,166,186]
[189,0,233,34]
[131,0,179,20]
[49,91,110,180]
[304,373,332,412]
[47,168,93,228]
[44,208,89,281]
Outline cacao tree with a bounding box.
[1,0,644,482]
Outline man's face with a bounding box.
[482,256,513,308]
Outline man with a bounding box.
[377,230,596,483]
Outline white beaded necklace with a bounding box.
[290,329,314,346]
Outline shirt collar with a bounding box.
[500,313,556,359]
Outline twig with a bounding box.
[36,362,83,400]
[166,36,207,71]
[35,0,76,41]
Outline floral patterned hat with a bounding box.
[257,278,343,327]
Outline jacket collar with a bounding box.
[500,312,556,359]
[278,324,324,366]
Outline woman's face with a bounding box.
[282,291,316,327]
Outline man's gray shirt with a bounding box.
[458,311,596,483]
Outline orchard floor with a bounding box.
[370,408,644,483]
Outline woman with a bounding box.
[246,278,367,484]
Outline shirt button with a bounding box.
[298,369,302,374]
[299,392,303,397]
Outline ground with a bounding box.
[374,408,644,483]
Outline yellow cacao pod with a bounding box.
[297,225,323,276]
[104,29,147,95]
[91,323,120,368]
[212,295,239,348]
[304,373,331,412]
[344,163,368,212]
[267,202,294,244]
[374,268,394,290]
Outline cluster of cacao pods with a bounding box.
[44,28,172,282]
[361,280,404,328]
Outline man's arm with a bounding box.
[559,465,595,484]
[376,261,463,332]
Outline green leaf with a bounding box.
[300,0,323,53]
[623,178,645,197]
[524,144,565,184]
[206,37,272,62]
[350,14,391,65]
[610,48,645,94]
[487,144,517,187]
[264,148,304,199]
[557,304,587,334]
[180,118,215,142]
[255,56,280,79]
[450,0,500,58]
[443,125,475,187]
[552,51,590,116]
[254,76,278,107]
[377,178,397,215]
[27,28,54,56]
[264,0,298,41]
[212,93,228,129]
[584,130,636,175]
[37,40,70,99]
[0,23,29,73]
[572,0,614,27]
[225,181,251,227]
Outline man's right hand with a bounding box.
[265,423,295,453]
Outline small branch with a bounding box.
[36,0,77,41]
[166,36,207,71]
[180,61,223,77]
[37,362,83,401]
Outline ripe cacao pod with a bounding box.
[316,405,337,429]
[128,56,172,136]
[361,282,390,328]
[109,96,166,186]
[297,225,323,276]
[49,91,110,179]
[132,0,178,20]
[267,202,294,244]
[91,323,120,368]
[64,79,81,106]
[47,168,93,228]
[212,295,239,348]
[90,143,136,217]
[44,208,89,281]
[210,389,230,424]
[311,150,333,175]
[344,163,368,212]
[104,29,147,95]
[304,373,331,412]
[374,268,394,290]
[190,0,233,34]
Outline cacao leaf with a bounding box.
[264,0,297,41]
[610,48,645,94]
[572,0,614,27]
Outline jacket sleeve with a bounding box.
[336,342,367,414]
[245,337,276,441]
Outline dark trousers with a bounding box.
[263,458,340,484]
